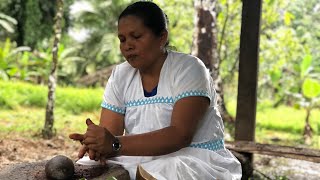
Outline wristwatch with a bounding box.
[112,137,122,153]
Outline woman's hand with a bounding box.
[69,133,99,160]
[69,119,108,162]
[81,118,117,158]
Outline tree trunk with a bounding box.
[191,0,233,122]
[303,108,313,144]
[42,0,64,139]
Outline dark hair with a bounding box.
[118,1,169,38]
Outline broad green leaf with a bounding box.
[7,67,18,77]
[0,20,15,33]
[284,11,294,26]
[269,69,282,84]
[302,78,320,98]
[0,13,17,24]
[300,54,312,78]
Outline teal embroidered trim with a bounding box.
[189,139,224,151]
[174,90,210,102]
[101,102,126,114]
[126,97,174,107]
[125,90,210,107]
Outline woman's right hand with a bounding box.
[70,133,106,164]
[69,119,106,163]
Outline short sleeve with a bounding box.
[101,67,126,114]
[172,57,212,103]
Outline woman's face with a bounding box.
[118,15,167,70]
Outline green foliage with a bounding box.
[0,38,86,84]
[0,0,319,111]
[69,0,133,77]
[217,0,242,82]
[226,99,320,148]
[0,0,73,48]
[154,0,194,53]
[300,54,312,78]
[302,78,320,99]
[285,51,320,138]
[68,0,195,78]
[226,100,320,135]
[0,12,17,33]
[0,80,46,109]
[55,86,103,114]
[0,81,104,113]
[0,38,31,80]
[24,0,42,48]
[57,44,87,84]
[256,0,320,113]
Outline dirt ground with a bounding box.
[1,134,320,180]
[0,134,80,170]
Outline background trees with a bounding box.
[0,0,319,141]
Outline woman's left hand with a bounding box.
[82,118,117,158]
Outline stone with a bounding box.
[0,159,130,180]
[45,155,75,180]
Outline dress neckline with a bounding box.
[143,85,158,97]
[138,51,171,98]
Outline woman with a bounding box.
[70,1,242,179]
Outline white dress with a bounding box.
[100,51,242,180]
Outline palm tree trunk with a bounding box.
[192,0,233,122]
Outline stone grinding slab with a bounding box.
[0,160,130,180]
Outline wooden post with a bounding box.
[235,0,262,178]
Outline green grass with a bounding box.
[0,80,103,138]
[0,80,104,114]
[0,107,101,138]
[226,98,320,134]
[225,98,320,149]
[256,106,320,134]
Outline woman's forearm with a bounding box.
[118,126,192,156]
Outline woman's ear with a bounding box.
[160,30,168,47]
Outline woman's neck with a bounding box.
[139,50,168,78]
[139,50,168,92]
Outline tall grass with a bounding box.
[0,81,104,114]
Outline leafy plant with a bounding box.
[0,38,31,81]
[0,12,17,33]
[287,54,320,143]
[69,0,131,77]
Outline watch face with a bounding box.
[112,138,121,152]
[113,142,120,150]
